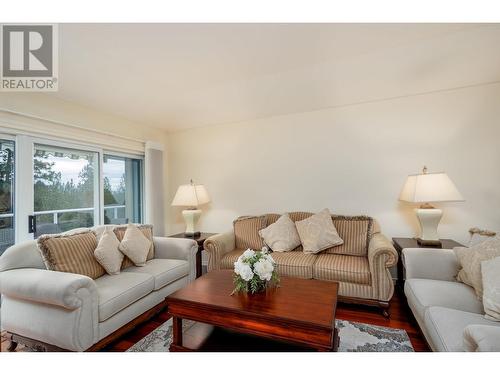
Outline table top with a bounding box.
[166,270,338,329]
[169,232,217,245]
[392,237,464,250]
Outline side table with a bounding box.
[168,232,217,278]
[392,237,464,290]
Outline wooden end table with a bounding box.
[392,237,464,289]
[166,270,339,352]
[168,232,217,278]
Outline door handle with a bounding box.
[28,215,36,234]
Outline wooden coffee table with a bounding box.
[166,270,339,351]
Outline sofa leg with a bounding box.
[379,302,390,319]
[7,340,18,352]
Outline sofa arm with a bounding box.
[204,231,235,271]
[368,233,398,301]
[153,237,198,281]
[403,248,459,282]
[463,325,500,352]
[0,268,97,309]
[0,268,99,351]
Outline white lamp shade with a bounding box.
[171,183,211,207]
[399,172,464,203]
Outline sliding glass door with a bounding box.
[0,134,144,245]
[0,138,15,254]
[32,143,100,237]
[103,154,143,225]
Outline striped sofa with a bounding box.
[204,212,398,316]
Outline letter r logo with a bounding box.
[2,25,53,77]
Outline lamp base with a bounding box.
[416,237,443,248]
[415,207,443,244]
[182,209,202,237]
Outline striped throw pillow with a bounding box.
[37,230,105,279]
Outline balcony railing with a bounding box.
[0,205,128,254]
[33,205,126,224]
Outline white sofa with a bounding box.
[0,226,198,351]
[403,247,500,351]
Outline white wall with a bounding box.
[167,82,500,244]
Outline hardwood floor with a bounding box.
[103,288,430,352]
[1,289,430,352]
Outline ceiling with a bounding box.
[49,23,500,132]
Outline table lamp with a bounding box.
[171,180,211,237]
[399,166,464,247]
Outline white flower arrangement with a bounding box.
[232,247,280,294]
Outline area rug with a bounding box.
[127,319,414,352]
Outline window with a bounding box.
[33,144,99,237]
[0,135,145,243]
[0,139,15,254]
[103,154,143,225]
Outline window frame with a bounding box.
[10,135,145,242]
[0,133,17,252]
[102,150,145,225]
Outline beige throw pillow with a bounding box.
[481,256,500,321]
[259,213,301,252]
[118,224,152,266]
[454,236,500,299]
[94,228,124,275]
[295,208,343,254]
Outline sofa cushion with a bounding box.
[295,208,343,254]
[113,224,155,270]
[405,279,484,324]
[95,272,154,321]
[454,236,500,299]
[220,248,316,279]
[269,251,317,279]
[424,306,500,351]
[326,216,373,257]
[313,254,371,284]
[233,216,267,250]
[259,213,301,252]
[37,230,105,280]
[123,259,189,290]
[220,249,246,269]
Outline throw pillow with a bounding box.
[114,224,155,269]
[259,213,301,252]
[94,228,124,275]
[234,215,267,250]
[118,224,152,266]
[37,230,105,279]
[454,236,500,299]
[295,208,344,254]
[481,256,500,321]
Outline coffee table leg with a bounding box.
[172,317,183,348]
[332,328,340,352]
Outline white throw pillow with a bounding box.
[455,236,500,299]
[295,208,343,254]
[259,213,301,252]
[94,228,124,275]
[481,256,500,321]
[118,224,152,266]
